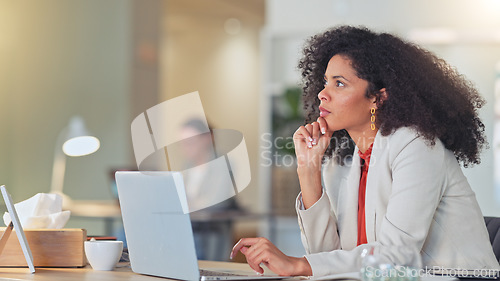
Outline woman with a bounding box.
[230,26,499,277]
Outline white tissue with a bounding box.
[3,193,70,229]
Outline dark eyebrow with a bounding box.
[332,75,350,82]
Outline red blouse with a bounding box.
[357,143,374,246]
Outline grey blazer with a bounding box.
[296,127,499,277]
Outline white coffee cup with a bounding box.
[84,240,123,271]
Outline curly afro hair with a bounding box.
[298,25,486,167]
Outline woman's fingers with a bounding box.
[316,117,333,147]
[241,247,265,274]
[230,238,260,259]
[232,238,274,275]
[231,237,312,276]
[231,238,267,273]
[294,122,323,148]
[304,123,314,148]
[294,125,313,148]
[310,122,320,146]
[239,238,295,276]
[316,117,328,135]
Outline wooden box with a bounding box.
[0,228,87,267]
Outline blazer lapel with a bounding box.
[365,130,388,243]
[338,147,360,250]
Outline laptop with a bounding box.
[115,171,290,280]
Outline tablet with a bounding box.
[0,185,35,273]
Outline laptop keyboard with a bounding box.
[200,269,243,277]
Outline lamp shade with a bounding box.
[61,117,100,157]
[63,136,100,157]
[50,116,100,200]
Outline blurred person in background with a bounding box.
[180,119,240,261]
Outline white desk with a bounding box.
[0,261,461,281]
[0,260,297,281]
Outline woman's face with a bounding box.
[318,54,375,134]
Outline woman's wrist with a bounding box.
[297,168,321,188]
[292,256,312,276]
[296,156,323,172]
[297,168,322,209]
[296,164,321,176]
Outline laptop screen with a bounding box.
[115,171,200,280]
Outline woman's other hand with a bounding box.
[230,237,312,276]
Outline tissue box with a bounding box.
[0,228,87,267]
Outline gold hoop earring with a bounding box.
[370,108,376,131]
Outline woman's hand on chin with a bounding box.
[293,116,332,171]
[230,237,312,276]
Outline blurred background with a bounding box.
[1,0,500,260]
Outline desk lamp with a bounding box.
[50,116,100,208]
